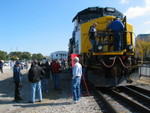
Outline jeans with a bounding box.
[82,68,87,76]
[0,67,3,73]
[42,78,49,92]
[113,32,122,51]
[72,77,81,101]
[30,81,42,102]
[53,73,60,89]
[14,82,22,100]
[89,39,97,52]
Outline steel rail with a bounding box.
[87,81,118,113]
[96,89,119,113]
[121,86,150,103]
[110,89,150,112]
[126,85,150,97]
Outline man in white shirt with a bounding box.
[71,57,82,104]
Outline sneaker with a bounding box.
[71,100,77,104]
[38,100,42,102]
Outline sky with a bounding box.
[0,0,150,56]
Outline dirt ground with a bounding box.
[0,66,101,113]
[0,66,74,113]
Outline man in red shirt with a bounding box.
[50,60,62,90]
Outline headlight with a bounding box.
[128,45,133,50]
[98,45,103,51]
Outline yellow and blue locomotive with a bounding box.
[68,7,141,87]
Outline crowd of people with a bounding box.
[12,57,82,104]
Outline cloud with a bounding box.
[144,21,150,24]
[120,0,130,4]
[146,0,150,5]
[125,0,150,18]
[145,30,150,34]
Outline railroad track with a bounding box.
[87,81,118,113]
[88,82,150,113]
[99,85,150,113]
[126,85,150,97]
[119,85,150,106]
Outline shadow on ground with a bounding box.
[0,69,73,105]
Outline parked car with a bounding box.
[4,62,10,66]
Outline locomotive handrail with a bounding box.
[97,30,114,51]
[83,30,112,52]
[124,30,134,46]
[124,30,134,34]
[97,30,136,52]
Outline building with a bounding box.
[136,34,150,58]
[136,34,150,41]
[50,51,68,60]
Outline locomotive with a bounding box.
[68,7,141,87]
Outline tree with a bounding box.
[10,56,18,61]
[9,51,23,60]
[32,53,43,61]
[21,52,31,60]
[135,39,150,58]
[0,50,7,60]
[1,50,44,61]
